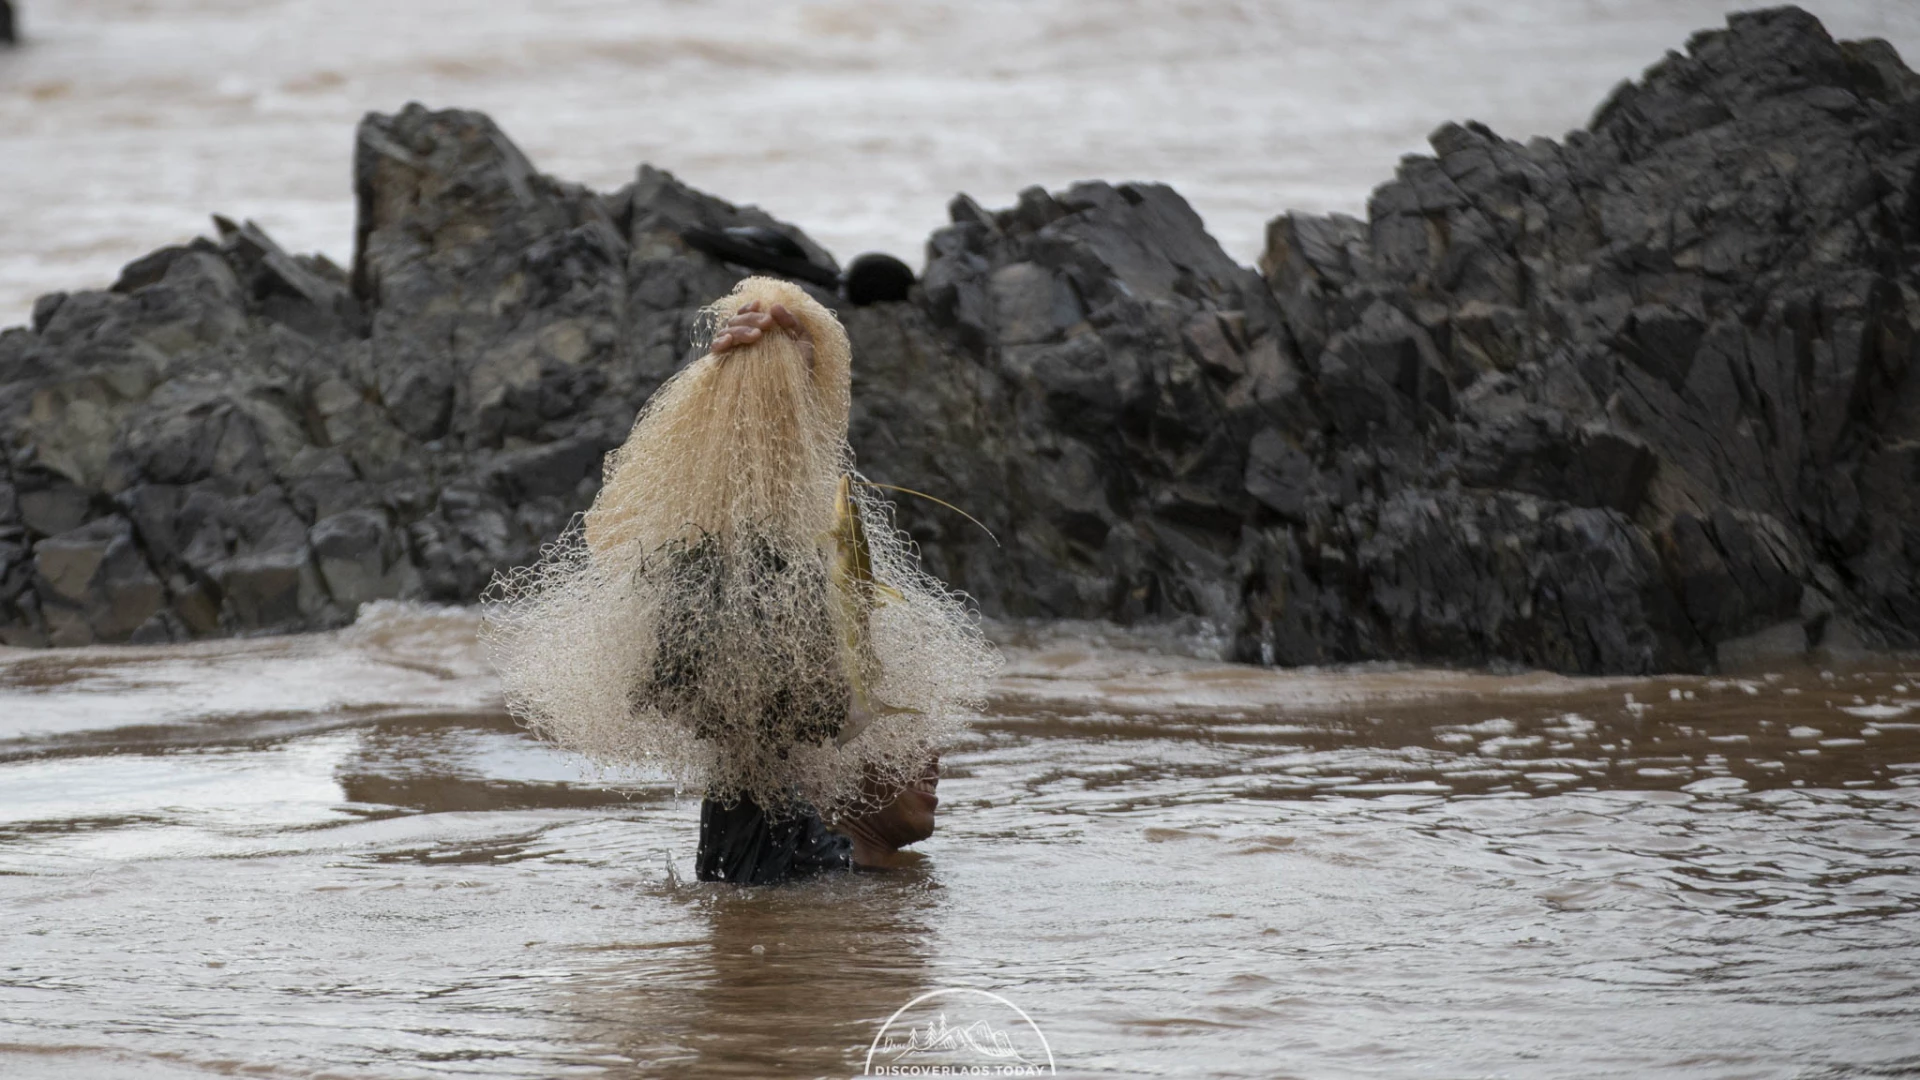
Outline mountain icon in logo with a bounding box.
[888,1013,1039,1065]
[865,988,1056,1075]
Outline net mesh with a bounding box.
[482,278,998,817]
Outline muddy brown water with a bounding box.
[1,605,1917,1078]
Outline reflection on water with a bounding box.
[1,604,1917,1077]
[571,875,942,1076]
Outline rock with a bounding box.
[843,253,915,306]
[215,546,324,632]
[17,477,92,537]
[1572,423,1657,516]
[1243,429,1314,524]
[862,176,1287,625]
[3,8,1917,675]
[1237,7,1920,672]
[31,516,165,646]
[310,508,414,612]
[1716,619,1811,672]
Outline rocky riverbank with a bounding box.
[2,7,1917,674]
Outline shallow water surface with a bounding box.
[1,606,1917,1078]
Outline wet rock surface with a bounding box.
[2,7,1917,673]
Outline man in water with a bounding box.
[691,298,940,884]
[488,277,992,887]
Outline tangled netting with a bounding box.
[482,277,998,818]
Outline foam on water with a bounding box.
[4,0,1918,325]
[2,602,1919,1076]
[0,601,498,741]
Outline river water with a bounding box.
[2,603,1918,1078]
[4,0,1920,326]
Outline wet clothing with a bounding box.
[695,793,852,884]
[635,533,850,753]
[637,535,858,884]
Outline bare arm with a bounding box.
[838,756,940,868]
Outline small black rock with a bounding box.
[843,253,914,306]
[721,225,808,262]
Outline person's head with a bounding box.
[584,277,852,557]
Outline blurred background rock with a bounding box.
[4,3,1920,676]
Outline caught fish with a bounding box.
[825,473,913,746]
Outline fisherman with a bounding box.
[485,278,996,886]
[692,298,941,883]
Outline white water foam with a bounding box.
[4,0,1917,325]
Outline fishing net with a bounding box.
[482,277,998,818]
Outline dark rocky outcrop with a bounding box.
[1233,5,1920,672]
[3,7,1916,673]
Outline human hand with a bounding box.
[709,300,815,369]
[840,755,939,867]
